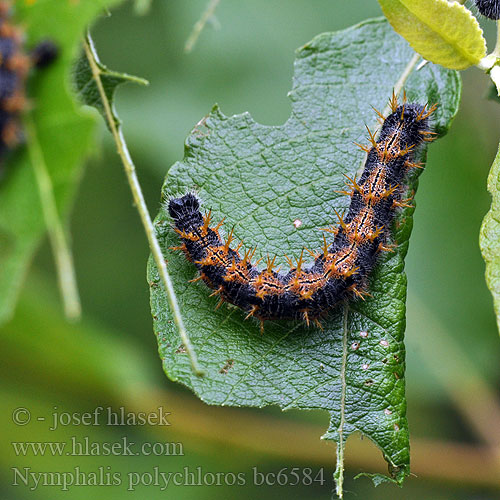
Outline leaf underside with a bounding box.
[379,0,487,70]
[148,18,460,487]
[480,144,500,337]
[0,0,124,324]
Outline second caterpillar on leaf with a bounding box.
[169,95,437,331]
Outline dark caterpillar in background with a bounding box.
[168,96,436,331]
[0,1,58,168]
[474,0,500,19]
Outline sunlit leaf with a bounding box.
[379,0,487,70]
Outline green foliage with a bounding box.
[148,18,460,491]
[379,0,487,70]
[0,0,123,324]
[480,144,500,336]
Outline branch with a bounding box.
[25,114,81,320]
[82,33,204,376]
[184,0,221,53]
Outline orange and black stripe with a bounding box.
[169,97,436,330]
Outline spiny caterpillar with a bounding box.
[168,96,436,331]
[0,1,58,168]
[474,0,500,19]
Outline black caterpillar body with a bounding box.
[474,0,500,19]
[169,99,436,329]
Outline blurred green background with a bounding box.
[2,0,500,498]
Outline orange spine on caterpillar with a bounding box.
[168,94,437,331]
[0,1,58,168]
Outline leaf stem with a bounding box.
[82,33,204,376]
[25,115,81,320]
[334,301,349,499]
[184,0,220,53]
[383,52,421,118]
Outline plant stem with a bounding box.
[25,115,81,320]
[184,0,220,53]
[334,301,349,499]
[83,33,204,376]
[382,52,421,117]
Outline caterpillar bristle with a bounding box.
[168,96,435,327]
[389,91,399,113]
[283,254,294,268]
[371,105,384,121]
[354,142,371,153]
[245,305,259,320]
[378,242,397,253]
[313,318,324,330]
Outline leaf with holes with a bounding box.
[148,18,460,493]
[0,0,124,324]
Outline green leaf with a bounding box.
[379,0,487,70]
[480,144,500,336]
[0,0,124,324]
[148,18,460,493]
[73,34,148,130]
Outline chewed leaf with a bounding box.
[379,0,487,70]
[480,144,500,336]
[73,34,148,131]
[148,18,460,493]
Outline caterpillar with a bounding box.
[168,96,436,331]
[474,0,500,19]
[0,1,58,167]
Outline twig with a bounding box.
[333,301,349,499]
[82,33,204,376]
[25,114,81,320]
[382,52,421,117]
[184,0,220,53]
